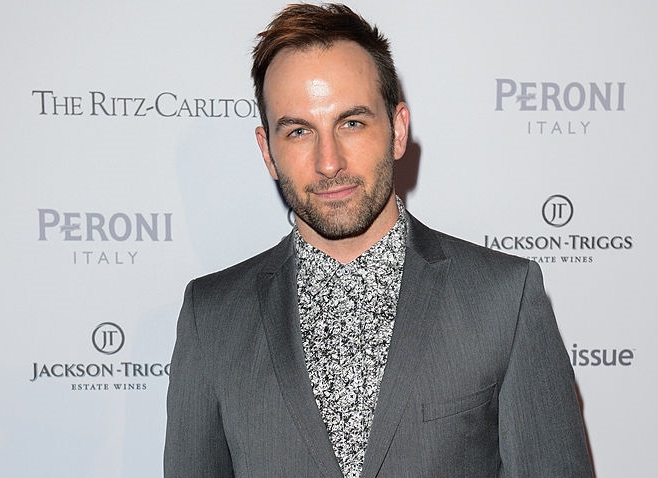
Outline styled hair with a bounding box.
[251,3,400,136]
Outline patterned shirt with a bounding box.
[294,199,407,478]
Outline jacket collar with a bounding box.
[257,212,452,477]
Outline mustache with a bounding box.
[304,175,364,194]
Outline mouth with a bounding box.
[313,185,358,201]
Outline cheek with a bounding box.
[348,138,391,170]
[271,146,316,177]
[349,126,393,156]
[274,159,312,190]
[271,140,312,166]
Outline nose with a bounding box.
[314,134,346,179]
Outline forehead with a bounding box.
[262,40,382,107]
[268,39,375,69]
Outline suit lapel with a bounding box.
[361,215,452,478]
[257,236,343,478]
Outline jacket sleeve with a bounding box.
[498,261,593,477]
[164,281,234,477]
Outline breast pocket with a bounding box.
[422,383,497,422]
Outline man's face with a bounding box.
[255,40,409,241]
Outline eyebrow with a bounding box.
[274,105,376,134]
[336,105,375,122]
[275,116,312,133]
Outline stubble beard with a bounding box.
[275,149,395,240]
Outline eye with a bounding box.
[288,127,308,138]
[345,120,361,128]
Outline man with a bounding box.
[164,4,593,477]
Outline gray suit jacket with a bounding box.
[164,213,593,477]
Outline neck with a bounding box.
[296,195,400,264]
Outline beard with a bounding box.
[275,148,395,240]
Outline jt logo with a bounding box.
[101,330,118,349]
[92,322,125,355]
[542,195,574,227]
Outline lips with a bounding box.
[313,185,358,201]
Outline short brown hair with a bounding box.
[251,3,400,136]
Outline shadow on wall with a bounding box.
[395,84,421,204]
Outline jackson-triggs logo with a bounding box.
[32,89,258,118]
[38,208,173,265]
[495,79,626,135]
[30,322,170,392]
[92,322,125,355]
[483,194,633,264]
[542,195,573,227]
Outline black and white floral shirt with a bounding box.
[295,199,407,478]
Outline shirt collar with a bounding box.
[295,197,407,291]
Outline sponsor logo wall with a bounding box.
[483,194,634,264]
[32,89,259,118]
[1,1,656,477]
[30,322,171,390]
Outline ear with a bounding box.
[255,126,279,180]
[391,102,410,160]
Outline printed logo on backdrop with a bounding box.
[92,322,125,355]
[30,323,170,392]
[37,208,173,265]
[570,343,635,367]
[32,90,258,118]
[483,194,633,264]
[494,79,626,135]
[542,195,573,227]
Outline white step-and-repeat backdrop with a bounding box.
[1,1,656,476]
